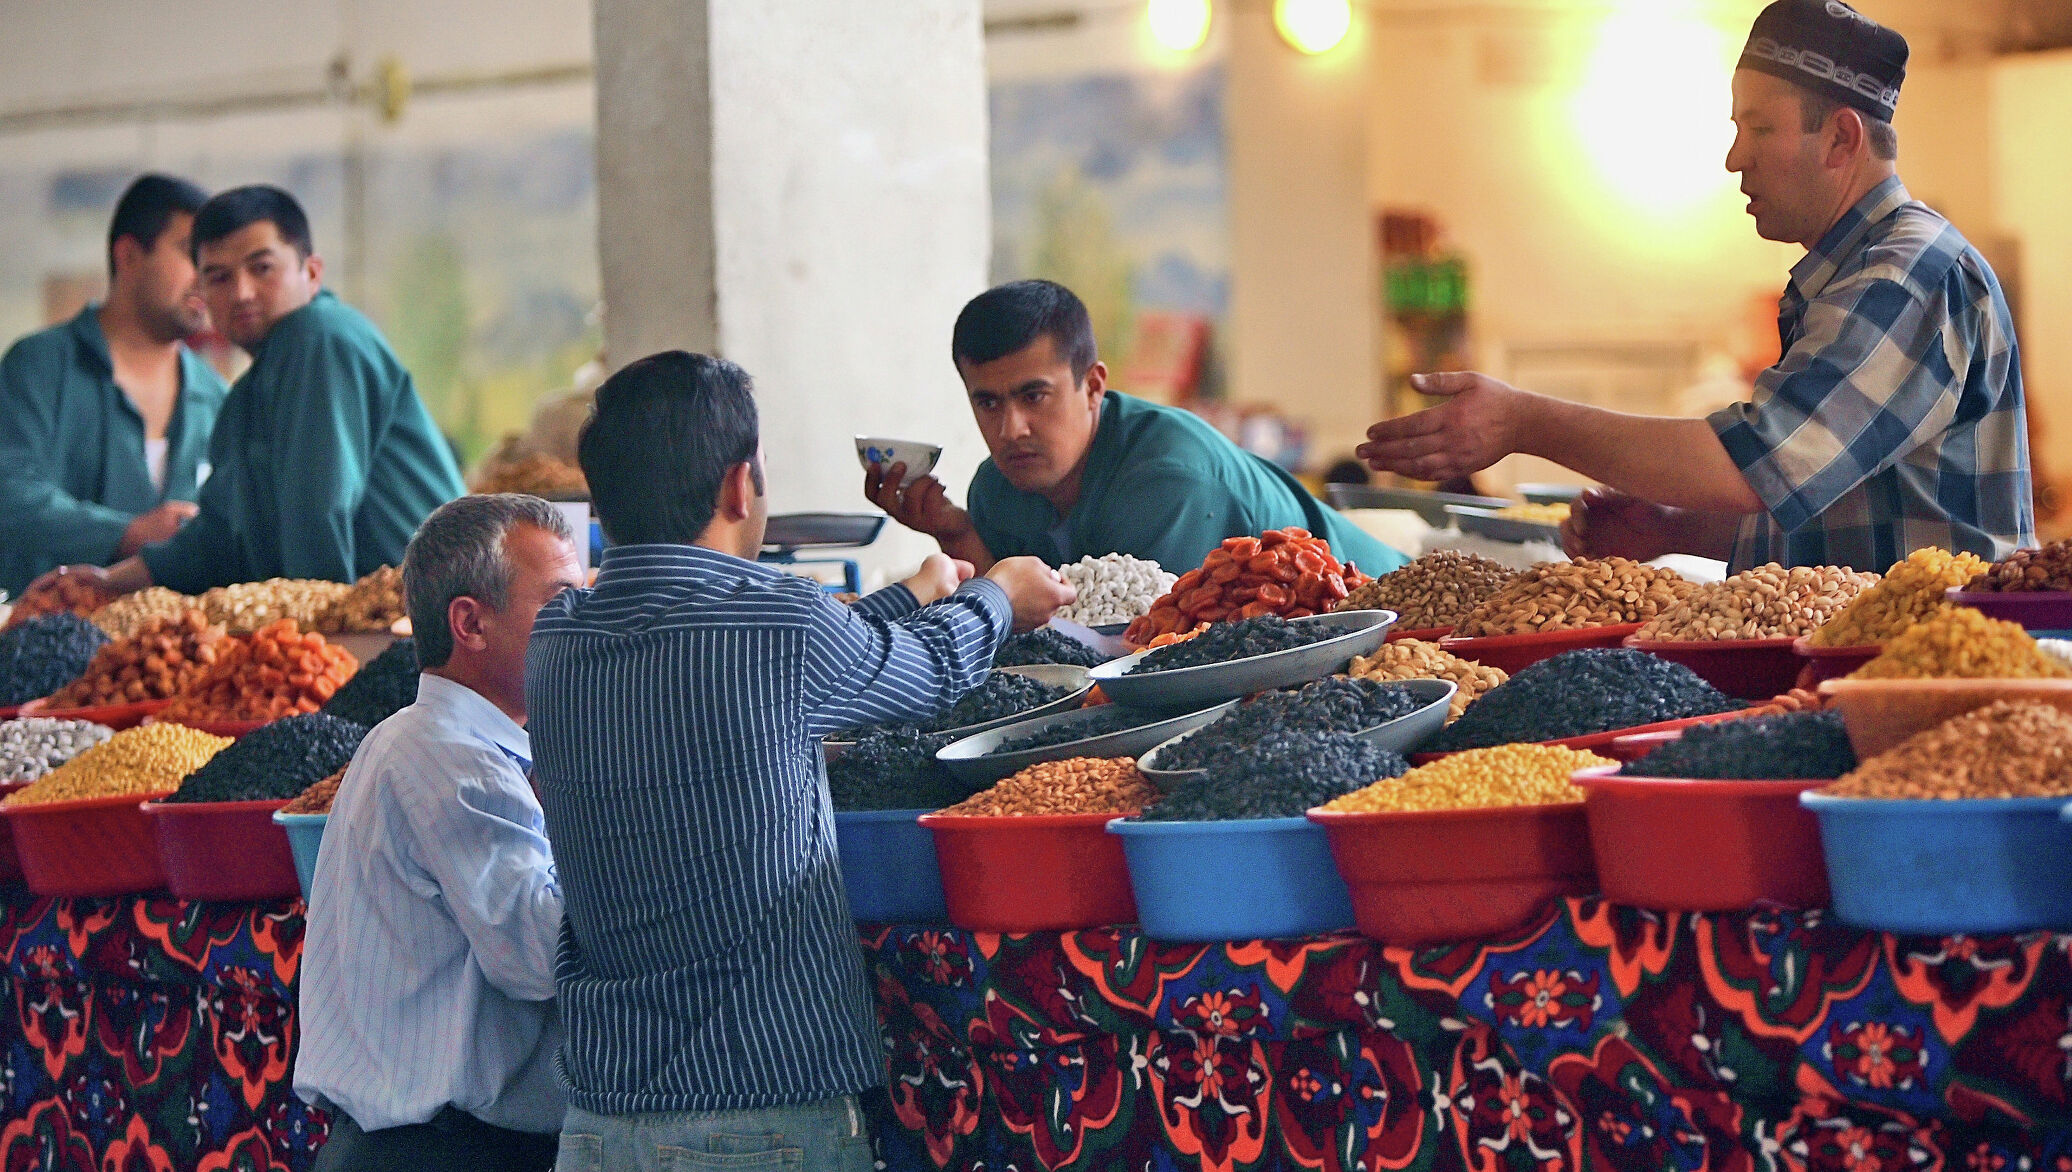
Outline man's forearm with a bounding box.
[1520,397,1766,515]
[1665,508,1746,562]
[103,556,154,594]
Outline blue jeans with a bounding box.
[555,1095,872,1172]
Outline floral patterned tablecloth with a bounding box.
[4,892,2072,1171]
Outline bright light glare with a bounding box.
[1571,1,1738,214]
[1147,0,1211,53]
[1274,0,1351,55]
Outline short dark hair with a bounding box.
[1799,89,1898,161]
[191,184,314,260]
[952,279,1099,381]
[106,174,208,278]
[578,351,763,547]
[403,493,575,669]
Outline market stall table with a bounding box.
[3,891,2070,1169]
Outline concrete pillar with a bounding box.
[592,0,991,580]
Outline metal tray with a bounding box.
[1089,611,1397,712]
[1324,484,1511,527]
[762,512,887,552]
[934,700,1238,785]
[823,664,1092,762]
[1136,677,1456,785]
[1443,504,1564,545]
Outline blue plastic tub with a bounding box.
[1801,792,2072,934]
[272,811,327,902]
[835,809,947,923]
[1108,816,1354,941]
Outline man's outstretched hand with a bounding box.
[1357,371,1527,482]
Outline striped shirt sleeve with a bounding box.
[802,577,1011,736]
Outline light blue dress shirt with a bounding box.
[294,672,566,1133]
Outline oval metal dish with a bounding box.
[1090,610,1396,712]
[1137,676,1455,786]
[935,699,1238,785]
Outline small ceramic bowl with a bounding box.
[855,437,943,488]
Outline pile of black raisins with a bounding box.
[1423,648,1737,753]
[1127,616,1335,674]
[827,726,970,812]
[925,672,1072,734]
[1153,678,1427,772]
[1136,730,1407,821]
[0,614,109,706]
[319,638,420,728]
[167,713,369,803]
[994,628,1109,669]
[989,708,1149,755]
[1619,709,1856,780]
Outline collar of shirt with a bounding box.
[66,305,114,375]
[591,541,778,590]
[1788,175,1911,304]
[244,288,338,363]
[413,673,530,767]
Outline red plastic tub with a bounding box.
[0,781,28,885]
[144,799,300,901]
[1947,589,2072,631]
[0,705,20,722]
[1573,765,1832,910]
[918,812,1139,932]
[1623,637,1802,700]
[1385,625,1454,643]
[1440,624,1643,676]
[1307,803,1596,944]
[19,696,170,731]
[1792,637,1880,689]
[2,790,173,897]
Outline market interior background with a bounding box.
[4,0,2071,578]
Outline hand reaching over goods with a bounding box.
[47,610,229,707]
[0,718,114,784]
[1153,678,1429,772]
[993,628,1109,669]
[158,620,358,723]
[2,722,231,806]
[198,578,354,634]
[165,713,368,803]
[936,756,1158,816]
[1055,554,1175,627]
[1136,731,1408,821]
[1809,547,1987,646]
[0,614,109,706]
[1347,640,1506,722]
[1451,557,1696,637]
[281,767,346,815]
[89,587,200,640]
[1321,743,1605,813]
[3,571,116,629]
[1127,615,1337,674]
[1421,647,1737,753]
[1618,710,1856,780]
[1333,551,1519,630]
[318,638,419,728]
[1125,529,1372,644]
[1634,563,1878,641]
[828,726,967,812]
[1825,700,2072,799]
[1964,540,2072,592]
[317,566,405,633]
[1849,607,2072,680]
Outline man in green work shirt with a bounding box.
[0,174,226,596]
[866,280,1406,577]
[49,184,464,598]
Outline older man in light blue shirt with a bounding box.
[297,494,583,1172]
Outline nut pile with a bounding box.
[1347,639,1508,722]
[1129,615,1337,674]
[1809,547,1988,647]
[1152,678,1429,772]
[937,756,1158,817]
[166,713,368,804]
[1125,529,1371,643]
[1451,557,1696,637]
[827,726,966,812]
[3,573,117,628]
[198,579,354,634]
[319,638,420,728]
[1826,700,2072,799]
[994,629,1109,669]
[471,450,589,498]
[47,610,230,707]
[1965,541,2072,593]
[0,614,109,706]
[1055,554,1176,627]
[1423,648,1737,753]
[0,718,114,784]
[1322,744,1606,813]
[1634,563,1879,641]
[1849,607,2072,680]
[1137,731,1407,821]
[1618,710,1856,780]
[1333,551,1519,630]
[89,588,201,640]
[159,620,359,723]
[2,722,231,806]
[281,767,347,816]
[317,566,405,633]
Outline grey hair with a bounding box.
[403,493,576,669]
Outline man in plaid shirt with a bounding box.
[1359,0,2033,574]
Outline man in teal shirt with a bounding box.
[867,280,1406,577]
[0,175,226,596]
[53,185,464,598]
